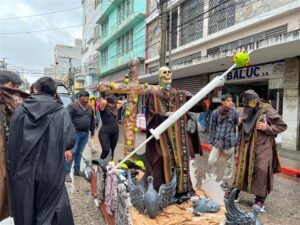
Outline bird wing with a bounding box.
[127,169,145,213]
[225,189,256,224]
[158,169,177,209]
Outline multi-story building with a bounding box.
[54,39,82,86]
[144,0,300,151]
[81,0,101,96]
[97,0,146,82]
[44,65,55,78]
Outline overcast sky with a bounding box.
[0,0,83,84]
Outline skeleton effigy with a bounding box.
[90,51,261,225]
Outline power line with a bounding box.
[0,6,84,21]
[0,9,147,35]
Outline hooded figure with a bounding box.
[7,77,75,225]
[0,70,29,221]
[234,89,287,210]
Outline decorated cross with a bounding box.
[97,60,150,156]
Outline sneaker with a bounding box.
[65,174,72,183]
[252,202,266,213]
[74,170,83,177]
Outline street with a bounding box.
[1,127,299,225]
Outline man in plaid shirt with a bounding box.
[208,93,240,191]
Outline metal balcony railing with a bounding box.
[143,29,300,77]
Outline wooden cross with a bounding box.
[97,60,151,156]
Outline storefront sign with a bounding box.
[226,66,269,81]
[209,62,285,83]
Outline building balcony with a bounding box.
[75,73,86,83]
[97,0,122,24]
[146,0,179,24]
[94,3,101,24]
[141,29,300,83]
[97,13,146,51]
[99,55,133,77]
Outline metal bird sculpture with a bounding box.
[225,189,263,225]
[127,169,145,213]
[193,197,220,215]
[127,169,177,218]
[158,169,177,209]
[144,176,160,218]
[82,159,92,182]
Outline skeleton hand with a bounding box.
[165,112,173,117]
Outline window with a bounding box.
[94,25,100,40]
[180,0,204,46]
[208,0,235,35]
[101,48,108,66]
[117,30,133,57]
[101,18,109,37]
[118,0,132,24]
[147,20,160,59]
[95,0,100,9]
[167,8,178,49]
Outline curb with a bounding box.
[201,144,300,177]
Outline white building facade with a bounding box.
[144,0,300,151]
[54,39,82,84]
[44,65,55,78]
[81,0,101,95]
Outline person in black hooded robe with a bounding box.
[7,77,75,225]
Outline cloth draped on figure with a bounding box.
[235,90,287,197]
[0,86,29,221]
[145,87,202,194]
[7,94,75,225]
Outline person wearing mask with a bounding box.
[0,70,29,222]
[65,90,95,182]
[99,95,123,160]
[231,89,287,212]
[208,93,240,191]
[7,77,75,225]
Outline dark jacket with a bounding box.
[0,86,29,221]
[67,101,95,136]
[7,94,75,225]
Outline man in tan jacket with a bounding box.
[0,70,28,221]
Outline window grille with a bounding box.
[208,0,235,35]
[180,0,205,46]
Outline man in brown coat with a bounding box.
[233,89,287,212]
[0,70,29,221]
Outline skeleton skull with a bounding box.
[159,67,172,84]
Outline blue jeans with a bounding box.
[66,132,89,174]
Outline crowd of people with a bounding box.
[0,67,287,224]
[0,70,124,224]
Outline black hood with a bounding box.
[22,94,63,120]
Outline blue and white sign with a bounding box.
[209,62,285,83]
[227,66,269,81]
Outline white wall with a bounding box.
[281,57,300,151]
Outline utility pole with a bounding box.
[68,57,73,88]
[168,1,173,69]
[0,58,7,69]
[159,0,168,68]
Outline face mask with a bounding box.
[248,99,257,108]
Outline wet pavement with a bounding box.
[1,126,299,225]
